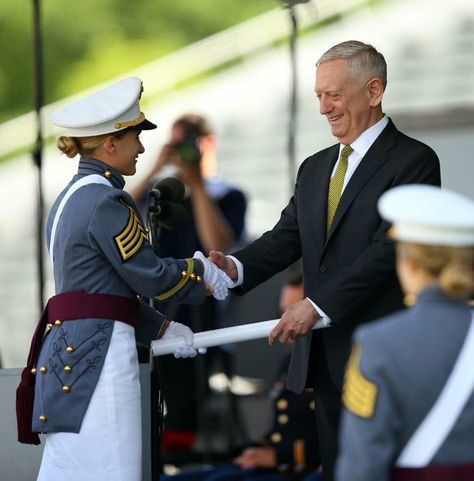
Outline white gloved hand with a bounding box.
[193,250,233,300]
[161,321,197,358]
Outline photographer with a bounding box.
[130,113,247,453]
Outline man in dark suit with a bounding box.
[209,40,441,481]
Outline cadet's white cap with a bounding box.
[378,185,474,247]
[52,77,157,137]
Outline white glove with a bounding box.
[193,250,233,300]
[161,321,197,358]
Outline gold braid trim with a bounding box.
[155,258,194,301]
[114,112,145,130]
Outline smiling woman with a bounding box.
[16,76,234,481]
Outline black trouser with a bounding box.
[313,336,342,481]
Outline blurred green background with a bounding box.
[0,0,276,123]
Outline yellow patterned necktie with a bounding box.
[327,144,353,230]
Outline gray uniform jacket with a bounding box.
[336,287,474,481]
[32,158,205,433]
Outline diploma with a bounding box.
[152,318,326,356]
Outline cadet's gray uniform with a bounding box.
[34,158,205,481]
[336,287,474,481]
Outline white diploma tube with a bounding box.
[152,318,326,357]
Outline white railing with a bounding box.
[0,0,370,159]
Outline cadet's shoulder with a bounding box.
[354,308,414,347]
[85,185,138,212]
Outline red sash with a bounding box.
[393,462,474,481]
[16,291,139,444]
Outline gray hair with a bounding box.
[317,40,387,89]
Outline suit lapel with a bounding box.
[325,120,398,245]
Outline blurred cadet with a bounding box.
[161,364,321,481]
[209,40,440,481]
[337,185,474,481]
[16,77,233,481]
[161,275,322,481]
[130,113,247,452]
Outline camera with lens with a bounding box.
[174,134,201,165]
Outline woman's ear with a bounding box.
[103,135,116,154]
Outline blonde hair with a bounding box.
[57,130,128,158]
[397,242,474,299]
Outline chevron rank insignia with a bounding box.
[342,343,378,419]
[115,200,147,261]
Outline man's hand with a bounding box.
[269,298,320,345]
[234,446,277,469]
[208,250,238,281]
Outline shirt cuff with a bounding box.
[227,255,244,287]
[306,297,332,326]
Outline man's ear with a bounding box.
[367,78,384,107]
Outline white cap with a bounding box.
[52,77,157,137]
[378,185,474,247]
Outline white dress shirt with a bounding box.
[229,115,389,326]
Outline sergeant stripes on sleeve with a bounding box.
[115,200,147,261]
[342,344,378,419]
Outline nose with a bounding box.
[139,141,145,154]
[319,96,332,115]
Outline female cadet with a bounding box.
[16,77,232,481]
[336,184,474,481]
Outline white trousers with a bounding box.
[36,321,142,481]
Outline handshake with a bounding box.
[162,250,238,358]
[192,250,237,301]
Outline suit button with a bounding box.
[64,365,72,374]
[39,415,47,423]
[277,399,288,410]
[62,385,71,393]
[271,432,282,443]
[39,366,48,374]
[54,319,62,327]
[31,367,37,375]
[278,414,289,424]
[319,265,327,273]
[309,400,316,411]
[66,346,74,354]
